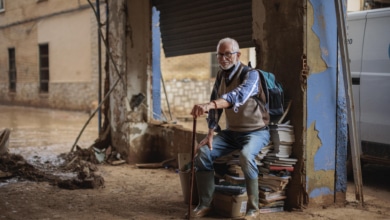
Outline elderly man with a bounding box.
[189,37,270,219]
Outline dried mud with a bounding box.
[0,148,104,190]
[0,105,390,219]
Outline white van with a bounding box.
[347,8,390,165]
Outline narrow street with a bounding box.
[0,105,389,219]
[0,105,99,166]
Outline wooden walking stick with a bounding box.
[187,117,197,219]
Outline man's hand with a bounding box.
[196,129,214,151]
[190,103,210,118]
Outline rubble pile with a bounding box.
[0,147,104,190]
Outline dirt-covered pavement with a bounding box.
[0,105,389,220]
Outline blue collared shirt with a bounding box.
[207,63,260,130]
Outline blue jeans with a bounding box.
[194,128,270,179]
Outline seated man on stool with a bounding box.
[189,37,270,219]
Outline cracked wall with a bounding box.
[305,0,344,206]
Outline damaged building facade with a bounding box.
[0,0,353,211]
[104,0,350,210]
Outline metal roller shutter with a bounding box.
[153,0,253,57]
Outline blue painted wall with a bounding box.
[152,7,162,120]
[307,0,346,199]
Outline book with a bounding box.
[259,199,285,208]
[259,189,286,200]
[259,166,270,174]
[259,196,287,204]
[270,124,295,147]
[261,173,291,181]
[263,161,293,166]
[263,156,298,167]
[268,165,294,172]
[258,177,289,191]
[273,144,293,151]
[271,130,295,146]
[223,174,246,185]
[259,206,284,213]
[258,177,290,186]
[265,161,296,166]
[269,123,293,130]
[259,186,273,192]
[266,152,292,158]
[280,158,298,162]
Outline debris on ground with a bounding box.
[0,127,126,191]
[0,128,10,154]
[0,146,105,190]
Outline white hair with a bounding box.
[217,38,240,52]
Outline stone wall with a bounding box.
[160,79,214,117]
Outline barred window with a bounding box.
[0,0,5,12]
[8,48,16,92]
[39,44,49,93]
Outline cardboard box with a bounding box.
[213,192,248,218]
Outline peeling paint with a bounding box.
[307,2,327,73]
[305,0,339,203]
[306,122,335,198]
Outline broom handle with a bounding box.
[188,117,197,219]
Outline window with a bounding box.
[8,48,16,92]
[39,44,49,93]
[0,0,5,12]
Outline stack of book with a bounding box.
[261,156,298,173]
[256,121,298,213]
[261,121,297,173]
[211,121,298,214]
[257,171,291,213]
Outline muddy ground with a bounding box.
[0,105,390,220]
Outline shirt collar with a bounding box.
[222,62,241,80]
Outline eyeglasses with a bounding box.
[216,52,239,59]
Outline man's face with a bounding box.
[216,42,241,70]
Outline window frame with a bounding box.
[39,44,49,93]
[8,48,16,92]
[0,0,5,13]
